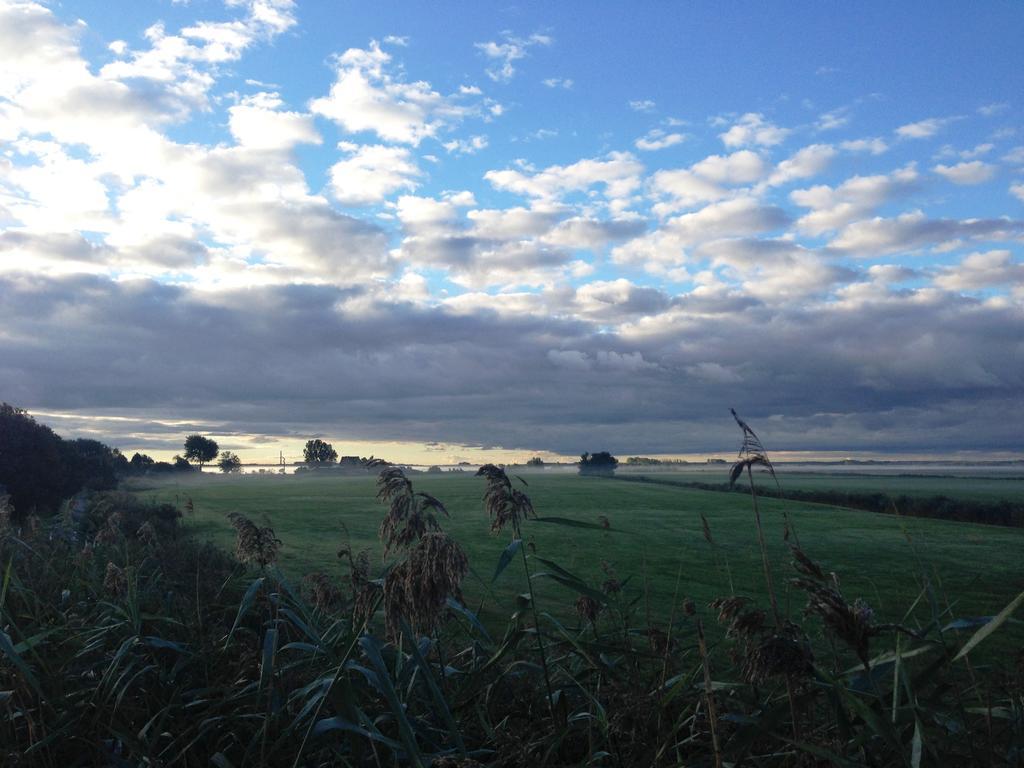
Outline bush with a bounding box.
[578,450,619,476]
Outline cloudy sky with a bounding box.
[1,1,1023,463]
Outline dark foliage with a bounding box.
[578,451,619,476]
[183,433,219,468]
[303,438,338,464]
[0,404,119,520]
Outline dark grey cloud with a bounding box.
[2,272,1022,455]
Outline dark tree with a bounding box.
[183,434,219,469]
[172,455,194,471]
[61,439,120,492]
[578,451,619,476]
[130,452,155,472]
[303,439,338,465]
[0,403,68,519]
[0,404,119,520]
[526,457,545,467]
[217,452,242,473]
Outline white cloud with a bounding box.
[764,143,836,187]
[310,41,472,145]
[816,108,849,131]
[228,92,320,150]
[691,150,766,184]
[666,197,789,246]
[719,112,790,148]
[840,137,889,155]
[634,129,685,151]
[978,102,1009,117]
[791,164,919,235]
[484,151,643,204]
[467,206,559,239]
[895,117,953,139]
[648,150,766,213]
[1003,146,1024,164]
[933,161,996,185]
[328,143,422,205]
[629,99,656,113]
[958,143,994,159]
[830,210,1024,257]
[475,32,551,82]
[98,0,297,117]
[1011,183,1024,203]
[443,135,488,155]
[542,77,573,89]
[934,250,1024,291]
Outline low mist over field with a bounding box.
[1,1,1023,461]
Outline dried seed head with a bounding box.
[682,598,697,617]
[137,520,158,547]
[227,512,282,568]
[304,572,343,611]
[711,596,766,640]
[104,561,127,596]
[710,596,749,624]
[729,408,779,488]
[383,531,469,637]
[794,577,878,668]
[742,623,814,684]
[476,464,534,535]
[94,519,122,547]
[575,595,602,625]
[376,467,447,556]
[791,546,826,581]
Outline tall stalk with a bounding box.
[515,521,556,716]
[730,409,802,740]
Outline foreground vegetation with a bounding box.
[3,464,1023,766]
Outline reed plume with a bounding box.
[384,531,468,637]
[304,572,343,611]
[376,466,448,556]
[476,464,535,535]
[790,546,880,670]
[227,512,282,568]
[103,561,127,596]
[575,595,602,625]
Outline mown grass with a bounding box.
[140,471,1024,632]
[636,467,1024,502]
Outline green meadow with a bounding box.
[640,467,1024,502]
[141,470,1024,630]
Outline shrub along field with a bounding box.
[140,471,1024,630]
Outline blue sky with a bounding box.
[1,0,1022,462]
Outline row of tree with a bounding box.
[0,404,251,520]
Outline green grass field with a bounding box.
[631,467,1024,502]
[138,471,1024,634]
